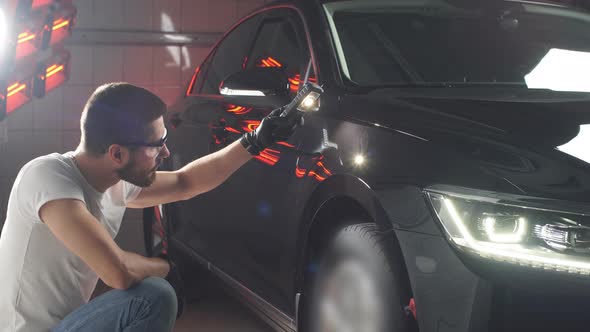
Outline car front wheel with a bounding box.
[306,223,411,332]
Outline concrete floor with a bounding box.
[174,295,272,332]
[92,276,272,332]
[172,262,273,331]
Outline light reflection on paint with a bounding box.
[226,104,253,115]
[225,126,241,134]
[186,66,200,96]
[558,124,590,164]
[255,148,281,166]
[216,99,331,177]
[316,161,333,176]
[354,155,365,166]
[276,141,295,148]
[288,74,318,93]
[242,120,261,133]
[295,158,333,182]
[295,166,307,178]
[257,56,282,68]
[255,56,317,93]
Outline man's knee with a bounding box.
[132,277,177,319]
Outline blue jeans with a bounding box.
[51,277,177,332]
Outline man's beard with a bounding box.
[117,159,159,187]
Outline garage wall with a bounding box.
[0,0,271,252]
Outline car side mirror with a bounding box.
[219,67,290,107]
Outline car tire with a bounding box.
[305,223,411,332]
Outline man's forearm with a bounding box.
[178,140,252,199]
[120,251,170,287]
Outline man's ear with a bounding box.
[107,144,128,166]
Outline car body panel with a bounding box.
[159,1,590,331]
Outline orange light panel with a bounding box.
[7,84,27,97]
[46,65,65,78]
[52,19,70,31]
[18,32,36,44]
[32,0,54,9]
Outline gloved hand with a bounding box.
[158,254,185,319]
[240,107,304,156]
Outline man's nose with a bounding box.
[160,144,171,159]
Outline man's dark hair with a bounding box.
[80,82,167,155]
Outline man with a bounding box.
[0,82,300,332]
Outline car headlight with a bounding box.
[426,190,590,275]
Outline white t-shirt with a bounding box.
[0,152,142,332]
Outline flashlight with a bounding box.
[280,82,323,119]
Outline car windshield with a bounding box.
[323,0,590,92]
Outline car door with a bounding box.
[178,7,318,313]
[169,12,265,264]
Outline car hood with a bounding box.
[342,87,590,162]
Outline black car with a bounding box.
[143,1,590,331]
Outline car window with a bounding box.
[247,11,315,97]
[325,1,590,91]
[201,15,262,95]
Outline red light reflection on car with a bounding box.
[242,120,261,133]
[255,56,318,93]
[225,126,241,134]
[295,159,332,182]
[255,148,280,166]
[257,56,282,68]
[288,74,318,93]
[219,102,302,168]
[186,66,200,96]
[276,141,295,148]
[226,104,252,115]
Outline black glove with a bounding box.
[158,254,185,319]
[240,107,303,156]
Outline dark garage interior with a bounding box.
[1,0,590,331]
